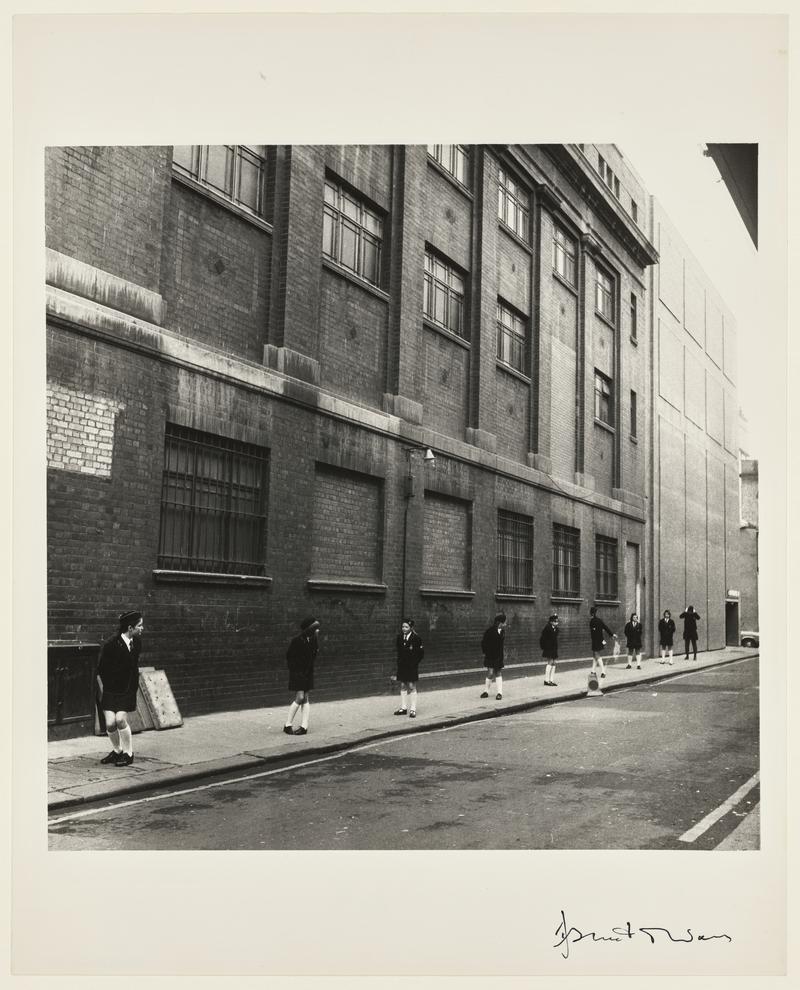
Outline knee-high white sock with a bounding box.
[118,724,133,756]
[544,664,552,682]
[597,657,605,672]
[285,701,300,726]
[400,688,408,709]
[636,653,642,668]
[484,676,492,692]
[409,687,417,712]
[496,675,503,694]
[106,728,121,752]
[300,699,310,729]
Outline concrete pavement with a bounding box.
[48,646,758,812]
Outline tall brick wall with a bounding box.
[45,145,172,295]
[422,327,469,439]
[318,271,389,408]
[160,183,271,362]
[495,370,530,462]
[50,143,751,723]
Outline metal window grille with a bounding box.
[496,300,527,373]
[498,167,530,240]
[423,250,467,339]
[427,144,471,186]
[596,267,615,322]
[158,425,268,576]
[594,370,613,425]
[553,226,577,285]
[552,524,580,596]
[172,145,268,217]
[497,511,534,595]
[322,179,383,286]
[595,535,618,599]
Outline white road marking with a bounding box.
[678,772,760,843]
[50,656,758,828]
[48,720,478,825]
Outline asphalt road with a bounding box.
[48,656,759,850]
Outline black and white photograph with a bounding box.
[10,7,791,983]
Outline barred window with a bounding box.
[497,511,534,595]
[172,145,270,217]
[158,425,268,576]
[498,167,530,240]
[595,535,618,600]
[552,524,580,597]
[424,249,467,339]
[496,299,527,374]
[323,178,383,286]
[427,144,471,186]
[553,226,577,286]
[596,266,616,323]
[594,370,614,427]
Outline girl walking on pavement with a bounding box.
[394,618,424,718]
[284,617,320,735]
[480,612,507,700]
[589,606,617,679]
[540,613,559,686]
[680,606,701,660]
[658,609,676,664]
[624,612,643,670]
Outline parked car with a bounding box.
[741,631,759,648]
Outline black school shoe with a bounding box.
[100,750,121,765]
[283,725,294,734]
[294,727,308,735]
[115,753,134,767]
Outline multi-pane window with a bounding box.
[630,390,638,438]
[496,299,527,373]
[630,292,638,340]
[427,144,471,186]
[594,370,614,426]
[596,267,616,323]
[172,145,269,217]
[552,524,580,597]
[553,226,577,286]
[497,511,534,595]
[498,167,530,240]
[423,250,466,339]
[595,535,619,600]
[158,425,268,576]
[323,179,383,286]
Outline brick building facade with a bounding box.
[45,143,744,717]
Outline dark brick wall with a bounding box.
[422,493,471,588]
[495,369,530,463]
[421,327,469,439]
[312,465,383,581]
[160,182,271,362]
[318,270,389,408]
[45,145,172,294]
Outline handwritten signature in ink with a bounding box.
[554,909,732,959]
